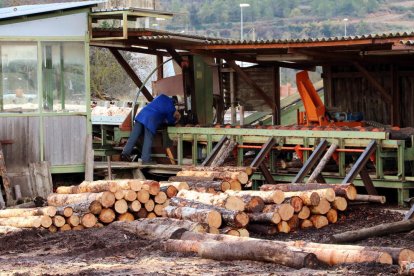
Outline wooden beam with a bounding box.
[157,55,164,80]
[272,66,280,125]
[391,64,400,126]
[226,60,275,110]
[166,47,184,67]
[352,61,392,104]
[91,42,170,57]
[109,49,154,101]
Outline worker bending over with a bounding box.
[121,94,180,164]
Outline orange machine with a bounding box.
[296,70,363,127]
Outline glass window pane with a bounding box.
[42,42,86,112]
[0,43,38,113]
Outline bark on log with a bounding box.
[0,216,43,228]
[306,143,338,184]
[219,227,240,236]
[56,180,118,194]
[177,171,249,184]
[183,166,253,175]
[225,190,285,205]
[56,206,73,217]
[160,185,178,198]
[111,217,205,240]
[72,225,84,231]
[168,176,215,182]
[159,181,190,191]
[284,196,303,213]
[261,183,357,201]
[186,180,230,193]
[332,197,348,211]
[137,208,148,218]
[81,213,97,228]
[169,197,249,228]
[238,195,265,213]
[0,226,22,234]
[177,190,245,211]
[261,203,294,221]
[284,191,320,206]
[330,219,414,243]
[248,212,281,224]
[354,194,386,204]
[198,240,319,269]
[247,223,278,235]
[163,206,222,228]
[310,215,329,229]
[0,206,56,218]
[47,192,115,208]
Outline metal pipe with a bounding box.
[237,145,365,153]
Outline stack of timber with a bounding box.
[0,179,170,232]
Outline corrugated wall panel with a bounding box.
[0,117,40,171]
[44,116,87,165]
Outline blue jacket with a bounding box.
[136,94,176,135]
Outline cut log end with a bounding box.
[82,213,98,228]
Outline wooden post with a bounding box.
[0,143,13,206]
[307,143,337,183]
[230,71,236,125]
[85,134,94,182]
[29,162,53,199]
[272,65,280,125]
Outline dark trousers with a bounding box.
[122,121,154,162]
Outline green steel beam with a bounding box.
[51,164,85,174]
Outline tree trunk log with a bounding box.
[98,208,115,224]
[169,197,249,228]
[331,219,414,243]
[177,190,245,211]
[0,206,56,218]
[56,180,118,194]
[168,176,215,182]
[128,200,141,212]
[284,191,320,206]
[177,170,249,184]
[66,214,80,227]
[118,212,135,222]
[307,143,338,184]
[186,180,230,193]
[298,206,311,220]
[332,197,348,211]
[248,212,281,224]
[247,223,278,235]
[137,190,150,203]
[225,190,284,204]
[284,196,303,213]
[199,240,319,269]
[262,203,294,221]
[159,181,190,191]
[56,206,73,217]
[160,185,178,198]
[220,226,240,236]
[142,181,160,196]
[53,215,66,227]
[326,209,338,223]
[154,192,167,204]
[183,166,253,175]
[60,224,72,231]
[154,204,164,216]
[81,213,97,228]
[114,199,128,214]
[310,215,329,229]
[47,192,115,208]
[354,194,386,204]
[310,198,331,215]
[163,206,222,228]
[144,199,155,212]
[0,226,22,234]
[123,190,137,202]
[300,219,313,229]
[277,221,290,233]
[261,183,357,201]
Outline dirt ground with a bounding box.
[0,204,410,275]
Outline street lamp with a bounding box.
[240,3,250,41]
[343,18,348,36]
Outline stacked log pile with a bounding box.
[0,179,170,232]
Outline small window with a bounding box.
[42,42,86,112]
[0,43,38,112]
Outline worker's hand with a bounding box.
[174,111,181,123]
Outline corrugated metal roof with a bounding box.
[205,31,414,45]
[0,1,103,20]
[92,7,174,17]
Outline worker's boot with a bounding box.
[121,153,132,162]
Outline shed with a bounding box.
[0,1,101,203]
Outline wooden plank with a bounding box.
[28,162,53,199]
[109,49,154,102]
[84,134,94,182]
[0,143,13,206]
[227,60,275,110]
[352,62,392,104]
